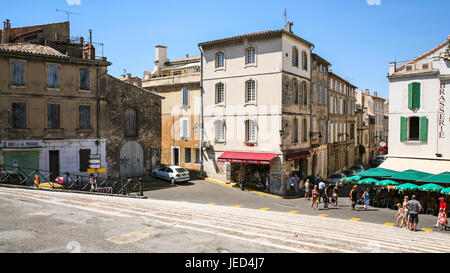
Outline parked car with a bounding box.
[326,173,344,186]
[376,155,386,166]
[151,166,190,184]
[350,165,365,173]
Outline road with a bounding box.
[0,184,449,253]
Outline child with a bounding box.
[395,203,404,228]
[438,208,447,231]
[311,185,319,210]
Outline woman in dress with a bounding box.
[311,185,319,210]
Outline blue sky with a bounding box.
[2,0,450,99]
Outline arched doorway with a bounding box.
[120,141,144,177]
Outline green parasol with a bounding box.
[358,178,378,185]
[395,183,419,191]
[418,183,444,192]
[375,180,399,186]
[441,188,450,195]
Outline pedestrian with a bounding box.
[406,195,422,232]
[64,172,72,187]
[294,174,300,194]
[362,188,370,210]
[89,173,95,192]
[403,196,410,229]
[350,185,358,210]
[324,184,330,209]
[287,174,294,195]
[311,185,319,210]
[318,180,325,203]
[434,197,447,228]
[332,184,339,207]
[438,208,447,231]
[395,203,404,228]
[265,175,270,193]
[304,179,311,200]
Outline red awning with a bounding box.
[217,152,278,165]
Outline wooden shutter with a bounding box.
[47,104,60,129]
[182,88,188,106]
[79,105,91,129]
[419,116,428,142]
[12,61,25,86]
[400,117,407,142]
[408,83,413,109]
[412,82,421,109]
[12,102,26,129]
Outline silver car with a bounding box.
[151,166,190,184]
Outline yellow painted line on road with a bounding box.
[208,203,216,205]
[233,205,243,208]
[384,222,395,226]
[422,228,433,232]
[30,211,53,216]
[260,207,271,211]
[318,214,329,217]
[106,227,154,245]
[288,211,299,214]
[182,200,190,203]
[349,218,360,221]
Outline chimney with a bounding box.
[152,45,168,75]
[389,62,397,75]
[365,89,370,95]
[374,91,378,97]
[1,19,11,44]
[285,22,293,33]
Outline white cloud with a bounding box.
[366,0,381,5]
[67,0,81,5]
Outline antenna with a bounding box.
[284,8,287,24]
[56,9,80,22]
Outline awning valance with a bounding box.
[217,152,277,165]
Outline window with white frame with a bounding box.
[246,119,256,142]
[216,83,225,104]
[180,118,190,139]
[246,47,255,64]
[215,120,225,142]
[246,80,256,103]
[215,52,224,68]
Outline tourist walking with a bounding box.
[362,188,370,210]
[304,179,311,200]
[318,180,325,203]
[395,203,404,228]
[294,174,300,194]
[350,185,358,210]
[406,195,422,232]
[438,208,447,231]
[435,197,447,228]
[403,196,410,229]
[332,184,339,207]
[324,184,330,209]
[311,185,319,210]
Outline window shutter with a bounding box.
[182,88,188,106]
[408,83,413,109]
[412,82,421,109]
[400,117,407,142]
[419,116,428,142]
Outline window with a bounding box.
[216,83,224,104]
[324,88,328,106]
[215,120,225,142]
[12,61,25,86]
[302,81,307,106]
[124,108,137,137]
[350,123,355,139]
[195,148,200,163]
[79,68,90,90]
[408,82,421,109]
[180,118,190,139]
[11,102,26,129]
[318,85,322,105]
[246,47,255,64]
[292,117,298,143]
[312,116,317,139]
[408,117,420,141]
[312,83,317,104]
[185,148,191,164]
[79,105,91,129]
[302,118,307,142]
[47,64,59,88]
[293,79,299,105]
[327,120,331,143]
[79,149,90,172]
[182,87,189,106]
[47,104,60,129]
[313,60,317,70]
[246,119,256,142]
[401,116,428,142]
[292,47,299,67]
[302,51,307,70]
[215,52,224,68]
[246,80,256,103]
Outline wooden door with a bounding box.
[120,141,144,177]
[49,150,60,181]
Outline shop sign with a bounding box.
[286,151,311,161]
[3,140,42,149]
[217,158,271,165]
[439,81,446,138]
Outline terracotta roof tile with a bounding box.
[395,39,449,72]
[0,43,68,58]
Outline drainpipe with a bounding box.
[199,45,204,178]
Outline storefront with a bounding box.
[217,152,278,191]
[286,150,310,179]
[1,140,42,184]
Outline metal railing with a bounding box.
[0,164,143,196]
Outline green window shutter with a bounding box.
[419,116,428,142]
[412,82,421,109]
[408,83,413,109]
[400,117,407,142]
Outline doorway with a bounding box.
[49,150,60,181]
[172,147,180,166]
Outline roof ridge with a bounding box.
[396,39,449,72]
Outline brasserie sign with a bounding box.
[439,81,446,138]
